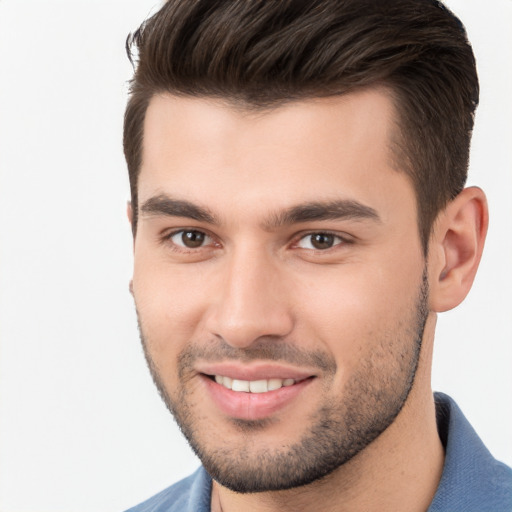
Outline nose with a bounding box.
[204,247,294,348]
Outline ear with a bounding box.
[127,200,133,226]
[428,187,488,312]
[127,200,137,247]
[127,201,135,294]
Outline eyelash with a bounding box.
[162,229,217,252]
[161,229,352,253]
[293,231,350,251]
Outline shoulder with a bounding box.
[124,467,212,512]
[429,392,512,512]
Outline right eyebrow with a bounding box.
[262,199,381,230]
[139,194,217,224]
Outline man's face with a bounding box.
[132,89,429,492]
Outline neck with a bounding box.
[211,316,444,512]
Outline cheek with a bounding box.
[292,258,423,364]
[132,255,212,358]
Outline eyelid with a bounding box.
[158,227,353,253]
[293,230,353,250]
[161,227,219,250]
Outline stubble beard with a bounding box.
[137,270,429,493]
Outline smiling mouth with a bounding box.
[200,372,316,420]
[207,374,310,393]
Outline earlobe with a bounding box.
[429,187,488,312]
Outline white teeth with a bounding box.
[231,379,250,392]
[249,380,268,393]
[213,376,297,393]
[267,378,283,391]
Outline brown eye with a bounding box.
[311,233,334,249]
[297,233,342,250]
[170,230,209,248]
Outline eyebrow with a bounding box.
[263,199,381,229]
[140,194,380,228]
[140,195,217,224]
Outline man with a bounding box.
[123,1,512,511]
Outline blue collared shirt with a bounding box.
[126,393,512,511]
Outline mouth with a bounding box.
[209,374,307,393]
[199,368,316,421]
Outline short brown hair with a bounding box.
[124,0,478,252]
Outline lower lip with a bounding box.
[201,375,314,421]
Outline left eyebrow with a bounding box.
[263,199,381,230]
[140,195,218,224]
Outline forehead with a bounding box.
[138,89,414,224]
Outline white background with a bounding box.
[0,1,510,511]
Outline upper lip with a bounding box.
[196,362,316,381]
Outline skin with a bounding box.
[130,88,488,512]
